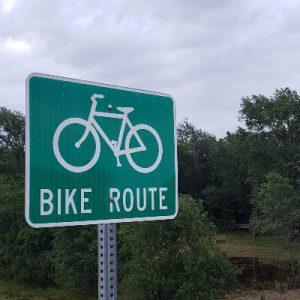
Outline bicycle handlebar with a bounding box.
[91,94,104,102]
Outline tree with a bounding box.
[240,88,300,144]
[177,119,217,198]
[177,120,252,228]
[0,175,53,283]
[251,172,300,281]
[0,107,53,284]
[204,134,251,228]
[240,88,300,187]
[0,107,25,175]
[119,195,237,299]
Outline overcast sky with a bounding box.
[1,0,300,137]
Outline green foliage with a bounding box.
[0,108,54,284]
[0,175,52,283]
[0,107,25,175]
[240,88,300,187]
[1,84,300,295]
[251,172,300,280]
[226,129,278,187]
[204,134,251,227]
[119,195,237,299]
[0,107,25,151]
[240,88,300,143]
[177,120,251,227]
[51,226,97,291]
[251,172,300,235]
[177,119,217,198]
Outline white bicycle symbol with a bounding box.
[53,94,163,174]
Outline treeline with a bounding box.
[178,87,300,228]
[0,87,299,298]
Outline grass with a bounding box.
[0,280,95,300]
[225,288,300,299]
[216,231,300,261]
[219,231,300,299]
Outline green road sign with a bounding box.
[25,73,178,227]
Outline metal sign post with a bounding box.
[98,224,117,300]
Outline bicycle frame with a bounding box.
[76,99,146,161]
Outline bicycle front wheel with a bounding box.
[125,124,163,173]
[53,118,101,173]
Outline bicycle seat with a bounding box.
[116,107,134,114]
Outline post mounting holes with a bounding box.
[98,224,117,300]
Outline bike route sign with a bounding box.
[26,73,178,227]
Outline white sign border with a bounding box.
[25,73,178,228]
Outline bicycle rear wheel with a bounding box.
[53,118,101,173]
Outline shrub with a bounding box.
[119,194,237,299]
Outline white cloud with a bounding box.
[1,0,300,137]
[1,0,15,12]
[3,38,30,52]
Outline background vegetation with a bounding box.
[0,87,299,299]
